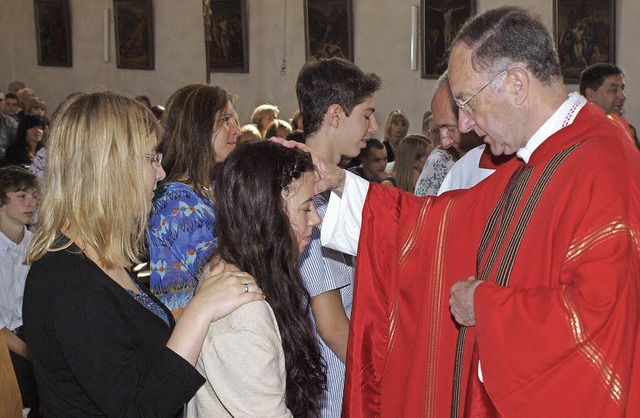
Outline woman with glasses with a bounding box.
[22,92,263,417]
[147,84,242,319]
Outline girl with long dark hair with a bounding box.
[188,141,326,417]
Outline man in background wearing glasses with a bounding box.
[432,71,510,196]
[414,72,483,196]
[315,6,640,418]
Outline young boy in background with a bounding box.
[0,166,40,417]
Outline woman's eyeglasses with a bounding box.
[144,152,163,167]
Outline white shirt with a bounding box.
[385,161,395,173]
[0,228,33,331]
[437,144,494,195]
[322,92,586,257]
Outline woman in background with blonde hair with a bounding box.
[23,92,262,417]
[381,109,409,162]
[250,103,279,137]
[382,134,433,192]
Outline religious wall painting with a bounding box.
[304,0,353,62]
[554,0,615,83]
[206,0,249,73]
[34,0,72,67]
[113,0,155,70]
[421,0,475,79]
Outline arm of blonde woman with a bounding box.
[166,263,264,365]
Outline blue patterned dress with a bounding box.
[147,182,217,318]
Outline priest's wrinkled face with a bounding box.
[448,44,525,156]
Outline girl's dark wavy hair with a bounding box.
[214,140,326,417]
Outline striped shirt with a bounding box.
[300,192,354,417]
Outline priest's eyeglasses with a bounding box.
[455,69,507,116]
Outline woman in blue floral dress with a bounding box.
[148,84,241,318]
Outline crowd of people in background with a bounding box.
[1,6,640,417]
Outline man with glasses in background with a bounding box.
[421,110,440,147]
[415,72,483,196]
[313,6,640,417]
[435,70,512,195]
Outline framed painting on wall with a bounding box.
[554,0,615,83]
[34,0,72,67]
[113,0,155,70]
[304,0,353,62]
[421,0,475,79]
[207,0,249,73]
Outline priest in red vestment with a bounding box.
[316,7,640,418]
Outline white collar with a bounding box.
[516,92,586,163]
[0,228,32,254]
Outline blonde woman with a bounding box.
[250,104,279,137]
[382,135,434,192]
[381,109,410,162]
[22,92,263,417]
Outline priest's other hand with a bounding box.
[449,277,483,326]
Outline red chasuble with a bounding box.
[343,103,640,418]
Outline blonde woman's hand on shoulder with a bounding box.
[167,259,264,365]
[194,259,264,322]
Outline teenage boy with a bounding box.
[0,166,40,416]
[296,57,381,417]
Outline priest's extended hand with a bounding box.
[268,136,346,195]
[449,277,483,326]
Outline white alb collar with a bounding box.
[516,92,586,163]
